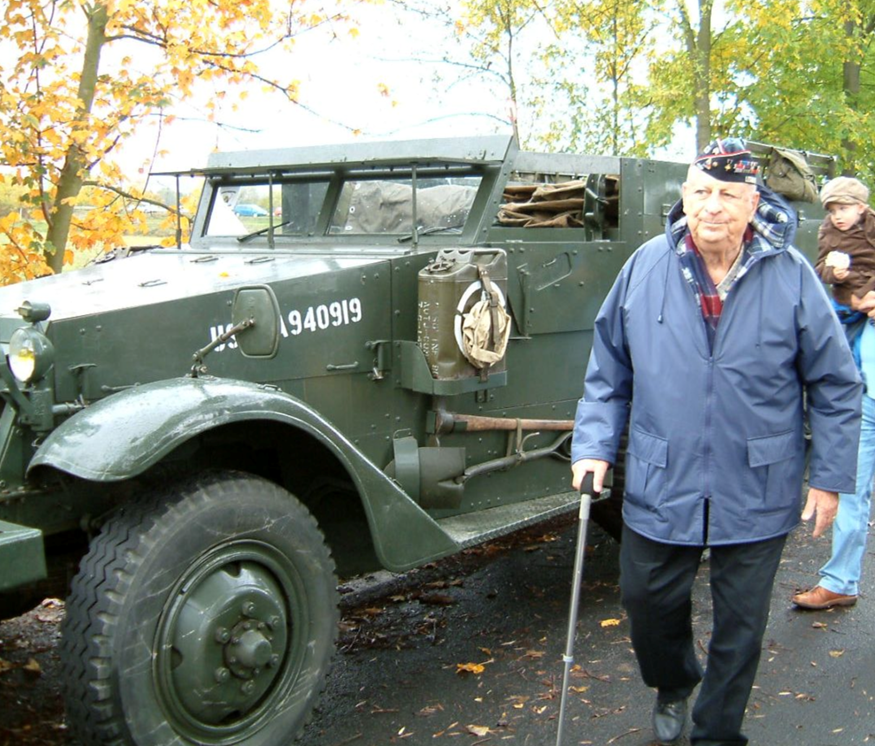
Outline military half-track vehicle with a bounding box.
[0,136,833,745]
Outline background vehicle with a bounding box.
[233,202,269,217]
[0,135,833,746]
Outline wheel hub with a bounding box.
[225,622,276,678]
[156,545,296,734]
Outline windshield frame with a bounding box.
[192,163,490,249]
[154,135,515,251]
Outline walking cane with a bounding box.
[555,472,595,746]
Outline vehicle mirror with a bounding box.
[231,285,281,358]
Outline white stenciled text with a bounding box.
[207,297,363,353]
[288,298,362,335]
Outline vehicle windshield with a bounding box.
[205,181,330,238]
[203,174,482,239]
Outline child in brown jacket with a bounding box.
[815,176,875,306]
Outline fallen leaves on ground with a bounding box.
[34,599,64,625]
[508,694,529,709]
[412,593,456,606]
[424,579,463,589]
[605,727,642,744]
[22,659,41,674]
[456,661,486,675]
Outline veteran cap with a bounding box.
[820,176,869,207]
[693,138,760,184]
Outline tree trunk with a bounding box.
[693,0,713,151]
[841,19,860,175]
[610,10,620,154]
[44,2,108,273]
[502,10,520,143]
[676,0,713,152]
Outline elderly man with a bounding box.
[571,139,861,746]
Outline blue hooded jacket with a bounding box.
[572,187,863,546]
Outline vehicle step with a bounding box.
[436,491,580,549]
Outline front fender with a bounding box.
[29,376,459,570]
[32,377,325,481]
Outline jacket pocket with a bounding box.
[747,431,797,468]
[625,427,668,510]
[747,431,800,508]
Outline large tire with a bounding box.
[60,471,339,746]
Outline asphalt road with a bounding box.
[1,515,874,746]
[298,518,875,746]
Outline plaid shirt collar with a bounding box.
[667,194,791,349]
[675,227,772,349]
[678,234,731,348]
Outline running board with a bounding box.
[436,491,581,549]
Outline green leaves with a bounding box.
[525,0,875,177]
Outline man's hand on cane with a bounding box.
[571,459,610,493]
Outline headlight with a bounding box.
[8,327,54,384]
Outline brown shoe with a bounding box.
[792,586,857,610]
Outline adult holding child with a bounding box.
[794,177,875,610]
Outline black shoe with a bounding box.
[652,697,688,744]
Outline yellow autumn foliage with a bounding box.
[0,213,52,287]
[0,0,367,285]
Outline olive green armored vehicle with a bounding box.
[0,136,832,745]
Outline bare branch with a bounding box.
[82,181,182,216]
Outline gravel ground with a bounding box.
[0,598,68,745]
[4,513,872,746]
[0,517,580,746]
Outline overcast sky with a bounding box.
[100,0,697,198]
[127,3,516,183]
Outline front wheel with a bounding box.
[61,470,339,746]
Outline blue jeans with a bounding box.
[820,393,875,596]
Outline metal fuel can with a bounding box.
[417,249,508,381]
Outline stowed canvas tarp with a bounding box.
[498,181,588,228]
[332,182,478,234]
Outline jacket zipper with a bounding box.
[703,355,713,545]
[682,256,716,545]
[681,245,770,544]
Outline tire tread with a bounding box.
[60,470,338,746]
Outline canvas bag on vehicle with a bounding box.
[766,147,819,202]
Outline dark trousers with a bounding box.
[619,526,787,746]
